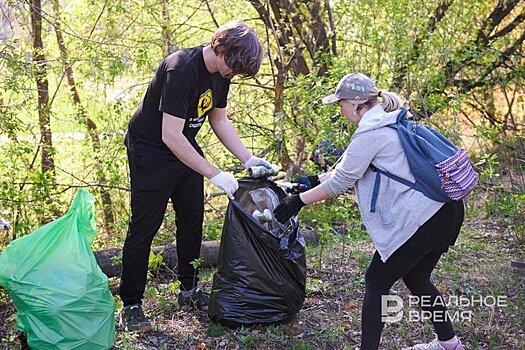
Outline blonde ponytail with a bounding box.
[379,91,404,112]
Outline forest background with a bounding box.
[0,0,524,349]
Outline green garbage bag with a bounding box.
[0,189,116,349]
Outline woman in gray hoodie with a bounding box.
[274,73,465,350]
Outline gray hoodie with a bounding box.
[321,104,444,262]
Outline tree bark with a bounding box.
[249,0,334,175]
[412,1,525,121]
[161,0,173,56]
[50,0,115,232]
[29,0,55,176]
[326,0,337,56]
[392,0,453,92]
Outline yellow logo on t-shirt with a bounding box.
[197,89,213,117]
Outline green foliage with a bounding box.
[346,225,368,241]
[190,257,203,288]
[110,253,122,268]
[476,152,501,183]
[264,324,284,343]
[316,321,346,341]
[119,331,139,350]
[146,251,166,284]
[203,221,223,241]
[148,251,165,270]
[484,192,525,244]
[469,124,525,244]
[305,277,324,295]
[207,322,227,337]
[157,281,181,311]
[302,195,363,232]
[190,257,203,270]
[300,195,368,267]
[144,283,157,301]
[235,326,256,348]
[1,0,524,253]
[289,339,316,350]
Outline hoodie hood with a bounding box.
[353,104,410,136]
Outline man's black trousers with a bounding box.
[120,150,204,306]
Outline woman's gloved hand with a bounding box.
[293,175,320,192]
[273,194,306,223]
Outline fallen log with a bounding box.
[94,229,320,278]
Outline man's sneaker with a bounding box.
[409,339,464,350]
[121,304,152,332]
[177,287,210,311]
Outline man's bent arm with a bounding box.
[208,107,252,164]
[162,112,220,179]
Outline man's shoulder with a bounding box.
[163,46,203,72]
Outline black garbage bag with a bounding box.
[208,178,306,327]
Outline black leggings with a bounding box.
[360,201,464,350]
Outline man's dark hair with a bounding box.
[211,21,263,78]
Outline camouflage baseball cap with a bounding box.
[322,73,377,104]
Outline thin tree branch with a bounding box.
[204,0,219,28]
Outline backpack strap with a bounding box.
[371,166,418,189]
[370,168,381,213]
[368,108,412,213]
[370,165,418,213]
[396,107,408,122]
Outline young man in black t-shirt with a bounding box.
[120,21,268,332]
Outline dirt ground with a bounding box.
[1,217,524,350]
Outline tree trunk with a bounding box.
[94,229,320,278]
[392,0,452,92]
[50,0,115,232]
[250,0,334,175]
[30,0,55,176]
[161,0,173,56]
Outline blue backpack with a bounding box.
[369,108,478,213]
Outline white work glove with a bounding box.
[244,156,272,169]
[210,171,239,199]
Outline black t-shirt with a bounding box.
[126,46,230,160]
